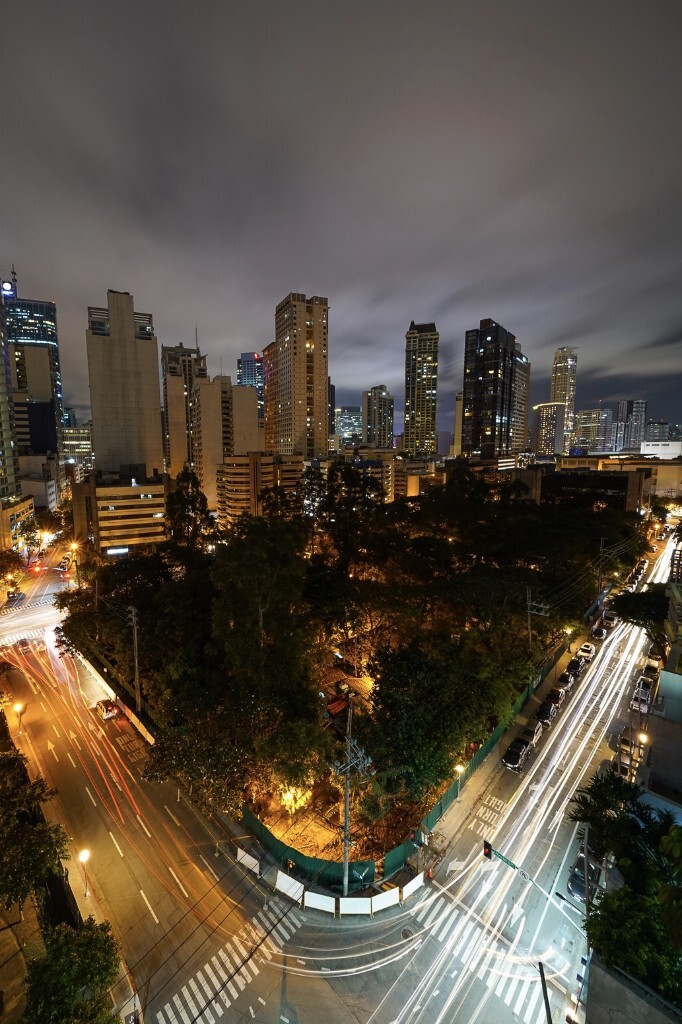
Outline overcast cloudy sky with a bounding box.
[2,0,681,428]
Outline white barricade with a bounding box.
[401,872,425,901]
[275,870,304,904]
[371,887,401,913]
[236,848,261,875]
[339,897,373,916]
[303,891,336,914]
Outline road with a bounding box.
[1,536,675,1024]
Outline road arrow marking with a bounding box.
[448,859,466,874]
[69,730,81,750]
[47,740,59,762]
[510,905,524,925]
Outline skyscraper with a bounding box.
[335,406,362,443]
[192,376,261,509]
[530,402,566,456]
[263,293,329,458]
[572,407,613,451]
[627,400,647,449]
[403,321,439,456]
[162,343,208,477]
[362,385,394,448]
[451,391,463,456]
[2,270,63,464]
[86,290,163,477]
[549,347,577,439]
[461,318,530,460]
[236,352,264,419]
[0,286,19,499]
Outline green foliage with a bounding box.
[166,467,213,548]
[610,583,669,640]
[22,916,120,1024]
[0,751,70,909]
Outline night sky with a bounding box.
[3,1,681,428]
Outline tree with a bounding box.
[609,583,669,640]
[17,518,39,565]
[22,916,120,1024]
[0,548,25,581]
[0,751,70,909]
[660,824,682,949]
[166,467,213,548]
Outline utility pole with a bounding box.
[331,697,373,897]
[598,537,608,594]
[526,588,550,650]
[538,962,553,1024]
[128,606,141,715]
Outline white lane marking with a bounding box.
[452,919,475,956]
[164,804,181,827]
[514,978,532,1016]
[67,752,76,767]
[40,700,47,713]
[109,831,124,857]
[136,814,152,838]
[422,900,445,929]
[459,924,482,964]
[281,1017,290,1023]
[435,906,459,942]
[189,978,214,1022]
[140,890,159,924]
[52,724,60,737]
[200,853,220,880]
[172,993,191,1024]
[523,981,543,1023]
[85,787,97,806]
[249,1009,255,1019]
[258,997,266,1006]
[168,866,189,898]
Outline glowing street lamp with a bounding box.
[78,849,91,897]
[565,626,573,652]
[13,702,24,735]
[456,764,465,802]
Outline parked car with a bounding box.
[618,733,645,763]
[642,662,659,682]
[547,686,566,708]
[558,670,575,690]
[603,611,619,628]
[95,699,119,721]
[520,721,543,747]
[6,589,21,601]
[592,627,608,641]
[536,700,558,728]
[611,755,637,782]
[502,738,532,772]
[567,656,586,676]
[567,853,601,903]
[17,639,30,653]
[630,689,651,715]
[578,643,596,662]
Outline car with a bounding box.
[17,639,30,653]
[648,642,667,662]
[618,733,645,763]
[567,656,586,676]
[642,662,659,682]
[546,686,566,708]
[558,670,575,690]
[578,643,596,662]
[536,700,557,728]
[603,611,619,629]
[630,689,651,715]
[567,853,601,903]
[501,738,532,772]
[95,699,119,721]
[6,589,21,601]
[520,721,543,747]
[611,755,637,782]
[592,627,607,641]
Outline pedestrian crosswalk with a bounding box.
[155,896,304,1023]
[412,894,569,1024]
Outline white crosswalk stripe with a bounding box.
[523,981,543,1022]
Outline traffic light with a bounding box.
[483,840,492,860]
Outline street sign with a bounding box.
[125,1014,139,1024]
[494,850,518,870]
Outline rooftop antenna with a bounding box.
[11,264,17,294]
[195,323,198,348]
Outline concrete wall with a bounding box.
[587,954,681,1024]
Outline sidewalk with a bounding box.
[0,898,43,1024]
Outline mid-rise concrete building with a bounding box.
[404,322,439,456]
[193,376,261,509]
[72,473,169,554]
[162,343,208,478]
[362,385,394,448]
[86,290,163,478]
[0,494,34,553]
[263,293,329,458]
[216,453,304,528]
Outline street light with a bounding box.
[13,702,24,735]
[456,764,465,802]
[70,542,81,589]
[78,849,90,897]
[565,626,573,652]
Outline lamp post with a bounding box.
[79,849,90,897]
[565,627,573,653]
[14,702,24,735]
[456,764,465,802]
[70,542,81,589]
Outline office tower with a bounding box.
[572,407,613,451]
[62,407,77,428]
[461,318,530,460]
[645,420,671,442]
[162,343,208,477]
[63,423,95,471]
[549,347,577,443]
[335,406,362,443]
[192,376,261,509]
[328,379,335,435]
[451,391,463,456]
[86,290,164,477]
[237,352,264,419]
[263,293,329,458]
[627,400,647,448]
[404,321,439,456]
[2,270,63,463]
[362,385,394,448]
[530,402,566,456]
[0,287,19,499]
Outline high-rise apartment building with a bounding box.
[0,286,19,499]
[236,352,264,419]
[461,318,530,460]
[328,379,336,435]
[361,385,394,448]
[2,271,63,466]
[549,347,577,445]
[162,343,208,477]
[404,321,439,456]
[530,402,566,456]
[192,376,261,509]
[263,293,329,458]
[451,391,463,456]
[86,290,164,477]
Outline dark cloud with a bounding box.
[2,0,681,429]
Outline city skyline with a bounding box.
[2,2,680,429]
